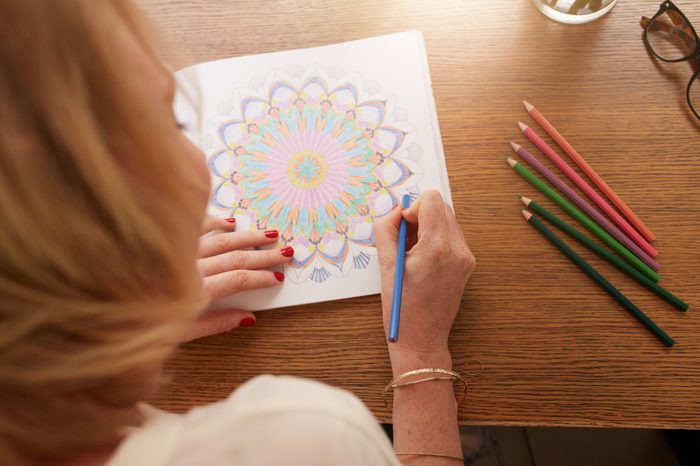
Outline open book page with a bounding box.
[174,31,451,310]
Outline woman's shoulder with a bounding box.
[108,375,400,466]
[199,374,370,418]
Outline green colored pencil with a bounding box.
[506,157,660,282]
[522,197,688,312]
[522,210,675,347]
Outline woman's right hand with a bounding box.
[373,190,476,374]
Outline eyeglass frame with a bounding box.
[641,0,700,120]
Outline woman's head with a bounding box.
[0,0,209,461]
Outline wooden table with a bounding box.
[143,0,700,429]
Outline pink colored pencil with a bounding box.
[510,142,660,272]
[518,122,657,259]
[523,101,656,242]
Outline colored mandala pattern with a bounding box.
[206,66,423,283]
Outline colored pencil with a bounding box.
[505,157,660,282]
[522,197,688,312]
[518,122,657,258]
[521,210,674,347]
[510,142,660,271]
[388,194,412,343]
[523,101,656,242]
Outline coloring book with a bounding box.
[175,31,451,310]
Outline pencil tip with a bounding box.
[521,209,532,220]
[509,141,521,152]
[505,157,517,168]
[518,121,529,132]
[521,196,531,206]
[523,100,534,112]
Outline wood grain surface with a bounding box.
[141,0,700,428]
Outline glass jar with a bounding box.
[532,0,618,24]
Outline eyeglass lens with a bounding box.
[646,9,697,61]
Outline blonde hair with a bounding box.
[0,0,209,462]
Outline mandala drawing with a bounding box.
[206,65,423,283]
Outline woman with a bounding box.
[0,1,476,465]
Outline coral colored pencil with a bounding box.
[523,101,656,242]
[511,142,660,271]
[518,122,657,258]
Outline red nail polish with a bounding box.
[226,217,236,223]
[280,246,294,257]
[265,230,279,238]
[274,271,285,282]
[240,317,256,326]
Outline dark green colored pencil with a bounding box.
[506,157,660,282]
[522,210,675,347]
[522,197,688,312]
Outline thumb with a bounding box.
[180,308,256,342]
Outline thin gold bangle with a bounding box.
[384,368,468,405]
[391,375,455,388]
[385,367,460,389]
[395,452,465,462]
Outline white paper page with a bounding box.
[175,31,451,311]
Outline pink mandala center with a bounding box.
[266,129,348,210]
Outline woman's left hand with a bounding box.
[181,216,293,342]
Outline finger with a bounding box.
[204,269,285,300]
[405,222,419,251]
[416,190,447,229]
[444,202,476,265]
[201,215,236,235]
[199,247,294,277]
[373,205,402,268]
[180,308,255,342]
[444,201,455,217]
[444,202,465,242]
[198,229,279,258]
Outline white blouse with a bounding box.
[107,375,402,466]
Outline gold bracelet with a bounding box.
[391,375,456,388]
[395,452,465,462]
[387,367,460,387]
[384,368,468,405]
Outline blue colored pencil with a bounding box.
[388,194,412,343]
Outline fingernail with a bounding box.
[226,217,236,223]
[265,230,279,238]
[274,271,285,282]
[280,246,294,257]
[240,317,256,326]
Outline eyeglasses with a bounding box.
[641,1,700,120]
